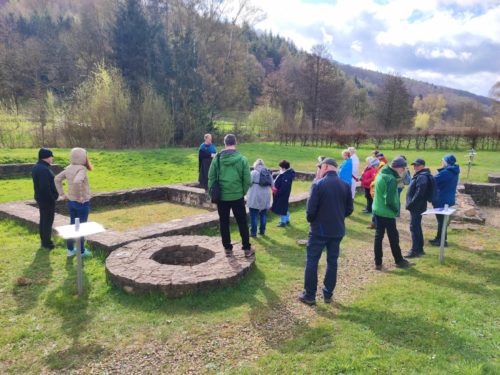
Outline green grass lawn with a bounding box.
[0,145,499,373]
[1,143,498,203]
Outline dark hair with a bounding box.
[279,160,290,169]
[224,133,237,146]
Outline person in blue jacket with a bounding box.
[198,133,216,190]
[339,149,353,186]
[429,154,460,246]
[298,158,353,305]
[271,160,295,227]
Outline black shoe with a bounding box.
[250,234,257,238]
[405,251,422,258]
[324,296,332,304]
[298,292,316,306]
[277,223,286,227]
[429,239,447,247]
[244,248,255,258]
[396,259,415,268]
[42,243,55,250]
[225,248,233,257]
[362,209,371,214]
[375,264,383,271]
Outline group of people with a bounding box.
[31,133,460,307]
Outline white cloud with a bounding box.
[351,40,363,52]
[415,47,472,60]
[252,0,500,95]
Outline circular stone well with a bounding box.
[105,235,255,297]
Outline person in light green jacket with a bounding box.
[208,134,253,258]
[372,157,414,270]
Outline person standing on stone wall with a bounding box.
[429,154,460,247]
[55,148,93,258]
[298,158,353,305]
[208,134,254,258]
[372,157,414,270]
[348,147,359,198]
[405,158,434,258]
[198,134,216,190]
[32,148,59,250]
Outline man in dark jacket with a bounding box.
[430,154,460,247]
[298,158,353,305]
[32,148,59,249]
[405,158,433,258]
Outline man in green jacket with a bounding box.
[372,157,414,270]
[208,134,254,258]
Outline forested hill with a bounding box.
[0,0,497,149]
[337,62,492,107]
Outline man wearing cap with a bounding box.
[429,154,460,247]
[32,148,59,250]
[405,158,434,258]
[372,157,414,270]
[299,158,353,305]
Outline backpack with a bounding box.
[425,174,437,203]
[258,168,273,186]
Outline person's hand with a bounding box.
[79,197,85,204]
[59,194,67,201]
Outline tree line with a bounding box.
[0,0,498,149]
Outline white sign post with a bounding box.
[55,220,105,296]
[422,205,456,264]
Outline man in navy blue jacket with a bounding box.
[32,148,59,250]
[299,158,353,305]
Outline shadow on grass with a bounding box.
[43,257,106,370]
[12,247,52,314]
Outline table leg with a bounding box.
[76,236,84,295]
[439,215,449,264]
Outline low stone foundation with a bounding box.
[0,163,63,179]
[105,235,255,297]
[488,173,500,184]
[463,182,500,207]
[451,192,485,224]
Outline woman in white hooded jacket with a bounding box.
[246,159,272,237]
[55,148,93,257]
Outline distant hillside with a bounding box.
[336,62,493,117]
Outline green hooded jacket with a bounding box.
[372,165,400,219]
[207,149,251,201]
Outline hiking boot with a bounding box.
[244,248,255,258]
[375,264,383,271]
[396,259,415,268]
[277,223,287,227]
[225,248,233,257]
[324,296,332,304]
[298,292,316,306]
[405,251,422,258]
[67,249,76,257]
[429,239,447,247]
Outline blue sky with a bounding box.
[253,0,500,96]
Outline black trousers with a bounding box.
[364,188,373,212]
[373,215,404,265]
[217,198,251,250]
[435,214,447,241]
[38,203,55,248]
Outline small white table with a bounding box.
[422,206,456,264]
[55,220,105,296]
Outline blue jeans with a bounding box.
[249,208,267,235]
[410,211,424,253]
[67,201,90,252]
[280,211,290,224]
[304,234,342,300]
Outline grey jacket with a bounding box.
[246,165,272,210]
